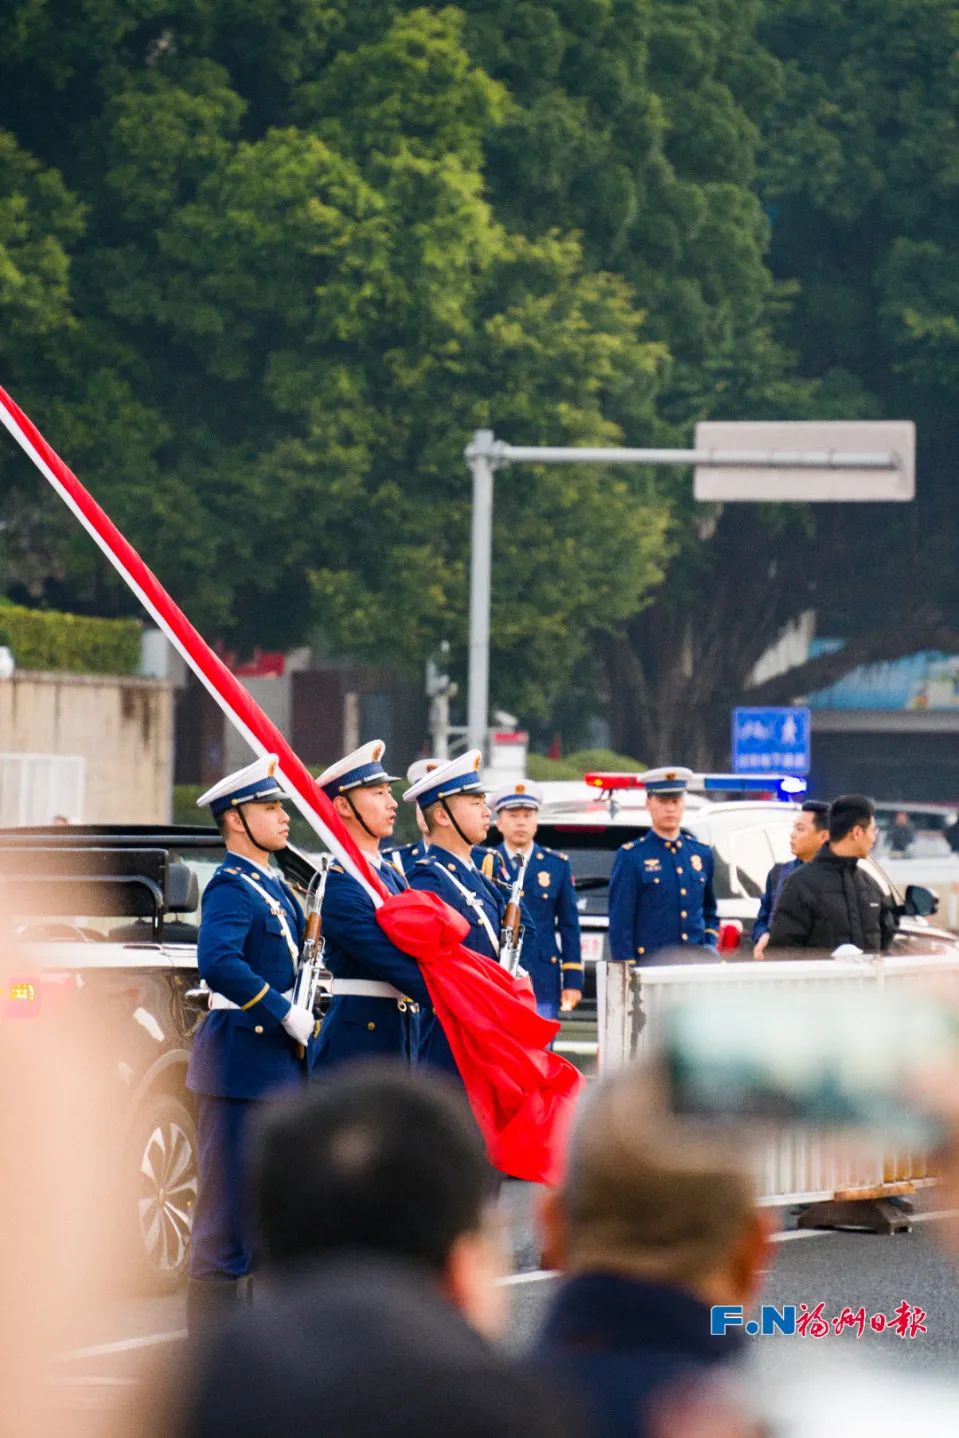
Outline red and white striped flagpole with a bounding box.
[0,383,384,904]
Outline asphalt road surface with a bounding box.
[50,1184,959,1431]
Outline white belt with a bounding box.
[209,980,413,1009]
[332,979,411,1002]
[209,987,293,1011]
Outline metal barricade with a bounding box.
[597,955,959,1209]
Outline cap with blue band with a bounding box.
[315,740,400,800]
[492,780,543,812]
[403,749,485,809]
[197,755,288,817]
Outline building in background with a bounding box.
[172,643,428,788]
[0,670,173,824]
[806,649,959,801]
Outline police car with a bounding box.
[526,773,959,1002]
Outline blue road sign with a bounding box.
[732,707,811,776]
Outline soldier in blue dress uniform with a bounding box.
[403,750,519,1083]
[383,757,440,879]
[608,767,720,964]
[313,740,429,1069]
[490,780,583,1021]
[187,754,318,1329]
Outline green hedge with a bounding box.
[0,603,142,674]
[527,748,646,781]
[172,785,206,825]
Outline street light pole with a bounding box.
[466,430,495,754]
[463,424,910,762]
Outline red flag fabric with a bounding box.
[0,382,585,1183]
[377,890,583,1184]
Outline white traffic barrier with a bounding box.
[597,956,959,1208]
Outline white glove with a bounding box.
[281,1004,315,1046]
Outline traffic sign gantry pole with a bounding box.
[463,422,914,755]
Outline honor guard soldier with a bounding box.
[404,750,525,1082]
[607,767,719,964]
[187,755,316,1330]
[491,781,583,1020]
[384,757,440,879]
[312,740,429,1068]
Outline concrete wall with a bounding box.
[0,671,174,823]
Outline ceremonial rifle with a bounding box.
[499,851,531,976]
[291,855,333,1056]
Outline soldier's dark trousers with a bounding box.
[190,1095,254,1280]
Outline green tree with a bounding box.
[723,0,959,712]
[444,0,818,761]
[0,2,671,718]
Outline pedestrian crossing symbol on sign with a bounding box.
[732,707,811,776]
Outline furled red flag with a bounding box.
[0,384,584,1183]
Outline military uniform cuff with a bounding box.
[241,982,270,1011]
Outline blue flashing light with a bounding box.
[701,774,783,793]
[778,775,808,796]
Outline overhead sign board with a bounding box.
[694,421,915,502]
[732,707,811,776]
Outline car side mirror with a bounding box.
[904,884,938,918]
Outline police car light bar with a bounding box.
[584,773,645,790]
[696,773,808,795]
[584,772,808,796]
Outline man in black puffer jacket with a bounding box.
[768,794,899,954]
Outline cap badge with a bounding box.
[516,782,526,794]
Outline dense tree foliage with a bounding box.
[0,2,672,718]
[2,1,954,755]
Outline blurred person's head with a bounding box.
[253,1063,506,1336]
[828,794,878,857]
[538,1064,769,1310]
[790,800,830,861]
[172,1258,579,1438]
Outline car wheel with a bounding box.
[126,1093,197,1295]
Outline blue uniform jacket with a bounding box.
[383,841,492,879]
[494,843,583,1006]
[187,854,315,1101]
[313,858,428,1069]
[608,829,719,963]
[382,840,429,879]
[534,1273,744,1438]
[751,856,801,941]
[407,849,530,1082]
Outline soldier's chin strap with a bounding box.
[440,797,474,851]
[344,790,380,841]
[234,802,282,853]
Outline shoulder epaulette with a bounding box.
[621,841,634,851]
[329,861,344,874]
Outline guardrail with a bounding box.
[597,956,959,1216]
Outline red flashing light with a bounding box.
[584,773,647,791]
[3,978,42,1020]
